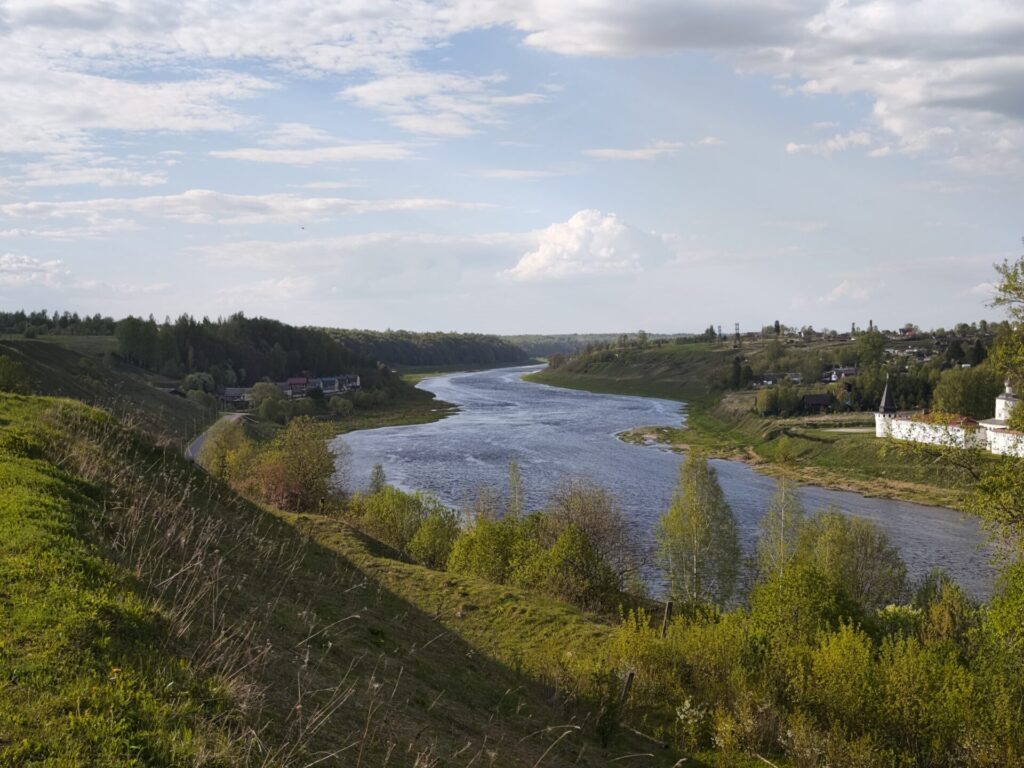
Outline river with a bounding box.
[335,365,995,599]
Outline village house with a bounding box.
[875,378,1024,457]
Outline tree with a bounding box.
[795,510,907,611]
[369,463,387,494]
[933,364,1003,418]
[254,416,341,512]
[774,320,781,337]
[856,330,886,368]
[0,355,30,394]
[250,381,285,408]
[197,417,248,479]
[656,452,740,608]
[756,479,806,580]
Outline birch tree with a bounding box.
[656,451,740,607]
[756,479,806,579]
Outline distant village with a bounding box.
[168,374,361,409]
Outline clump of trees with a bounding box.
[198,416,345,513]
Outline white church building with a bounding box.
[875,378,1024,457]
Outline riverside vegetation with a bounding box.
[527,310,1016,507]
[2,259,1024,766]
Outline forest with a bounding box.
[113,313,394,389]
[327,328,529,367]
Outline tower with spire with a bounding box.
[874,373,898,437]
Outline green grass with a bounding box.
[0,397,238,765]
[0,393,690,767]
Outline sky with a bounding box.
[1,1,1022,334]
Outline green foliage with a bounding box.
[196,416,247,479]
[448,515,520,584]
[181,371,216,393]
[656,451,739,608]
[794,509,908,612]
[247,416,341,512]
[356,486,435,553]
[540,524,619,609]
[249,381,285,407]
[0,354,31,393]
[368,463,387,493]
[328,328,528,367]
[407,505,461,568]
[328,394,354,416]
[755,479,806,579]
[933,364,1004,418]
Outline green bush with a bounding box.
[407,506,460,569]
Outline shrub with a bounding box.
[0,356,30,394]
[407,506,460,569]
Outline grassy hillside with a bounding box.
[0,393,689,767]
[0,339,214,444]
[526,342,730,403]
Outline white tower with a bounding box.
[995,380,1020,422]
[875,375,898,437]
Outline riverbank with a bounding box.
[526,367,976,509]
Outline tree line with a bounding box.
[115,313,397,390]
[326,328,529,367]
[0,309,116,337]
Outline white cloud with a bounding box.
[786,130,874,156]
[584,141,684,160]
[210,143,413,164]
[0,190,488,225]
[0,253,67,287]
[819,277,877,304]
[502,209,666,281]
[341,71,544,137]
[2,0,1022,170]
[260,123,334,147]
[584,138,723,159]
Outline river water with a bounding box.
[335,365,995,599]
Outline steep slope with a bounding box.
[0,339,213,443]
[0,394,684,767]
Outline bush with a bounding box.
[328,395,354,417]
[407,506,460,569]
[0,355,31,394]
[448,516,520,584]
[543,524,619,609]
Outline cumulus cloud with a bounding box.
[502,210,666,281]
